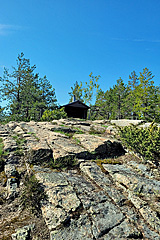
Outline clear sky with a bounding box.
[0,0,160,105]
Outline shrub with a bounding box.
[116,122,160,162]
[41,107,67,121]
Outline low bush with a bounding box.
[41,107,67,121]
[116,122,160,162]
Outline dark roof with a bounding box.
[62,100,89,109]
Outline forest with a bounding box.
[0,53,160,123]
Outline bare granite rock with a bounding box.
[33,161,160,239]
[12,224,35,240]
[0,119,160,239]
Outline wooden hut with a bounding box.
[62,100,89,119]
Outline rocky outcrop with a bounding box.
[34,161,160,239]
[12,224,35,240]
[1,120,125,163]
[0,119,159,239]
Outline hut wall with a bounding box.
[65,107,87,119]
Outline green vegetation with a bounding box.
[0,137,3,154]
[95,158,121,166]
[116,122,160,162]
[72,127,84,134]
[0,106,5,122]
[72,137,81,145]
[52,129,74,138]
[89,125,105,135]
[51,126,83,137]
[0,52,57,122]
[68,68,160,122]
[0,54,159,124]
[26,132,40,141]
[94,158,121,174]
[20,174,47,214]
[68,73,100,119]
[12,135,27,156]
[102,125,108,128]
[41,107,67,121]
[95,68,160,122]
[48,156,77,169]
[12,135,26,145]
[52,129,66,135]
[69,73,100,105]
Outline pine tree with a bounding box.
[111,78,128,119]
[0,53,57,121]
[94,89,110,119]
[126,71,139,119]
[134,68,159,121]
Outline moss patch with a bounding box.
[94,158,121,174]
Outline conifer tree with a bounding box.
[126,71,139,119]
[111,78,128,119]
[134,68,159,121]
[0,53,57,121]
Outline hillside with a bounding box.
[0,119,160,240]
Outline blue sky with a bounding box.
[0,0,160,105]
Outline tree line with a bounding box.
[69,69,160,122]
[93,69,160,122]
[0,53,160,122]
